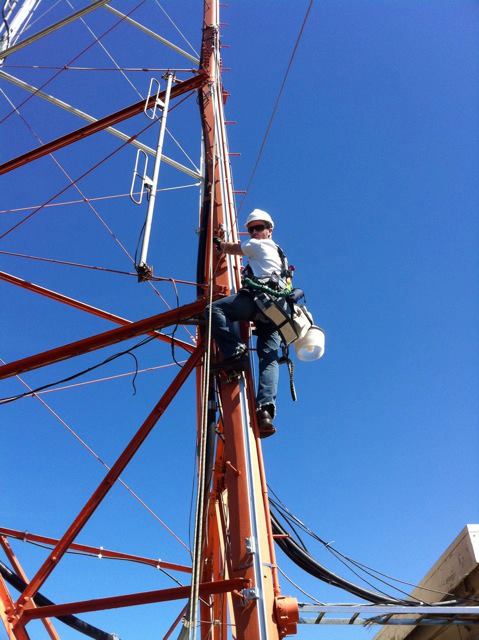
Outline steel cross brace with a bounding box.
[0,537,59,639]
[0,573,17,640]
[13,346,203,617]
[21,578,249,620]
[0,297,206,380]
[0,528,191,574]
[0,269,195,353]
[0,69,202,180]
[0,73,206,175]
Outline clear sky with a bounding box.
[1,1,478,639]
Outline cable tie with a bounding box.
[156,558,162,569]
[98,546,103,559]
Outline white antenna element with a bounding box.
[0,0,42,61]
[131,72,174,280]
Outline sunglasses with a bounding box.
[248,224,268,234]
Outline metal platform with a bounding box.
[298,603,479,626]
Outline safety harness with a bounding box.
[242,244,314,401]
[241,244,293,295]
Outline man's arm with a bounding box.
[219,241,244,256]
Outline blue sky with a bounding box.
[1,1,478,639]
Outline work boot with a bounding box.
[256,405,276,439]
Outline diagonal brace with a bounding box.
[15,346,203,609]
[0,269,195,353]
[0,528,191,574]
[0,73,206,176]
[21,578,248,620]
[0,297,206,380]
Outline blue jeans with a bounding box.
[207,292,281,414]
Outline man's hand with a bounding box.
[213,237,243,256]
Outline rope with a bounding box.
[1,1,10,49]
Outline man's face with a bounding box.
[247,220,272,240]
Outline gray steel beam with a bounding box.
[298,605,479,615]
[0,0,112,60]
[0,69,202,180]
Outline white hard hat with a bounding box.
[245,209,274,229]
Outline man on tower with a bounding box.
[209,209,293,439]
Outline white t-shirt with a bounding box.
[241,238,283,279]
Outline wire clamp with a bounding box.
[245,536,256,556]
[242,587,259,602]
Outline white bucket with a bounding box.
[294,325,325,361]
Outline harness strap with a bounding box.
[242,277,291,298]
[279,347,297,401]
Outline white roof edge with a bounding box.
[374,525,479,640]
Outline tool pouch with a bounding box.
[253,292,313,345]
